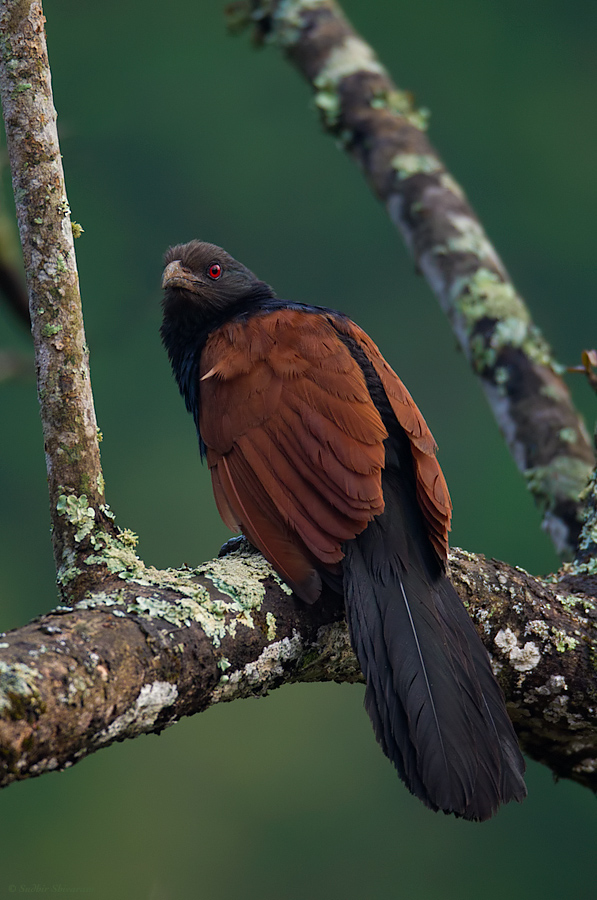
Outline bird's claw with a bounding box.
[218,534,252,557]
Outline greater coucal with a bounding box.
[161,240,526,820]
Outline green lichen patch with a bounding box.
[556,593,595,614]
[84,529,144,578]
[194,551,275,640]
[75,549,277,648]
[541,382,567,403]
[270,571,293,596]
[42,323,62,337]
[316,34,386,85]
[270,0,328,47]
[0,660,43,720]
[370,88,429,130]
[311,32,387,127]
[61,673,92,707]
[525,617,582,653]
[433,214,497,262]
[314,88,341,126]
[551,628,578,653]
[57,546,82,586]
[450,268,555,370]
[391,152,441,180]
[451,268,527,328]
[526,619,550,640]
[197,550,271,609]
[559,427,578,445]
[524,457,592,511]
[56,493,95,542]
[439,172,465,199]
[265,611,277,641]
[75,580,231,644]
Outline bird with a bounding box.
[160,239,526,820]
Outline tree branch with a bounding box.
[235,0,595,557]
[0,0,113,584]
[1,543,596,791]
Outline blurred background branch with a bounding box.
[235,0,595,558]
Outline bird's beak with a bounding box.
[162,260,202,291]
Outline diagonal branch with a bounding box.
[235,0,595,558]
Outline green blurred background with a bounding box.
[1,0,597,896]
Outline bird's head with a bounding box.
[161,240,275,318]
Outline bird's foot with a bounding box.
[218,534,253,557]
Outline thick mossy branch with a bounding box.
[0,544,596,791]
[0,0,112,579]
[239,0,595,557]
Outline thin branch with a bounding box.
[235,0,595,558]
[1,544,596,791]
[0,0,113,585]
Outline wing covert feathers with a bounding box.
[330,316,452,562]
[200,309,389,601]
[200,308,451,599]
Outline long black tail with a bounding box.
[343,469,526,821]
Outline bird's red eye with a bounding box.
[208,263,222,280]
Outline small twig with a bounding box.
[238,0,594,557]
[568,350,597,396]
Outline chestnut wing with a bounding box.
[329,315,452,562]
[199,309,387,602]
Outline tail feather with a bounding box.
[343,471,526,821]
[345,556,433,807]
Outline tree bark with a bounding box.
[0,0,113,582]
[1,543,597,791]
